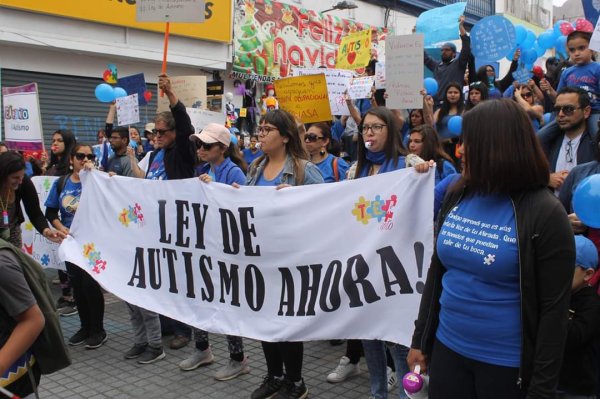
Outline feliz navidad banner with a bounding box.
[232,0,387,82]
[60,169,433,344]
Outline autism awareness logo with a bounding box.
[351,195,397,230]
[119,203,144,228]
[83,243,108,274]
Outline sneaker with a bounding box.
[179,347,214,371]
[214,357,250,381]
[85,331,108,349]
[387,366,398,392]
[137,345,166,364]
[273,378,308,399]
[170,335,190,350]
[124,343,148,359]
[68,328,88,346]
[329,339,345,346]
[251,375,285,399]
[57,298,78,317]
[326,356,360,383]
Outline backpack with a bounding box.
[0,240,71,375]
[55,174,70,197]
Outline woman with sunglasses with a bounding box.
[246,109,322,399]
[45,144,107,350]
[514,84,544,131]
[408,99,574,399]
[303,123,349,182]
[465,81,489,111]
[194,123,247,185]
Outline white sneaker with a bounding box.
[178,347,214,371]
[387,366,398,392]
[326,356,361,383]
[214,357,250,381]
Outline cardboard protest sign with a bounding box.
[416,2,467,46]
[157,76,207,112]
[291,68,353,116]
[471,15,517,61]
[136,0,205,23]
[336,29,372,70]
[274,74,332,123]
[187,108,226,133]
[116,94,141,126]
[118,73,149,106]
[348,77,375,99]
[2,83,44,151]
[385,35,424,109]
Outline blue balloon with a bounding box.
[521,30,536,50]
[555,35,568,58]
[424,77,439,96]
[505,46,519,61]
[95,83,115,103]
[446,116,462,137]
[521,48,538,65]
[514,25,527,45]
[553,20,568,38]
[534,41,546,57]
[543,112,553,125]
[573,174,600,228]
[113,87,128,99]
[230,133,238,146]
[538,31,555,50]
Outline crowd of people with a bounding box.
[1,17,600,399]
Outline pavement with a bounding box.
[39,273,381,399]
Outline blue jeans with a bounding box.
[362,340,410,399]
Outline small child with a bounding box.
[557,235,600,398]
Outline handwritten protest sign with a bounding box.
[336,29,372,70]
[512,64,533,84]
[157,75,207,112]
[21,176,65,270]
[187,108,226,133]
[348,77,375,100]
[385,35,424,109]
[118,73,149,106]
[416,2,467,46]
[274,75,332,123]
[375,61,386,89]
[2,83,44,151]
[136,0,205,23]
[291,68,353,116]
[590,18,600,52]
[116,94,140,126]
[471,15,517,61]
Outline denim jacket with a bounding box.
[246,155,324,186]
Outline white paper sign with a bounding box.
[157,76,207,112]
[21,176,65,270]
[60,169,434,344]
[375,61,386,90]
[136,0,206,23]
[2,83,44,151]
[187,108,226,133]
[291,68,354,116]
[116,94,140,126]
[348,77,375,100]
[385,34,424,109]
[591,18,600,52]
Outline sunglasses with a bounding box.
[197,140,217,150]
[74,153,96,161]
[304,133,325,143]
[553,105,581,116]
[521,92,533,98]
[152,128,172,136]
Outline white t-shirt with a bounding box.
[138,151,153,175]
[555,133,582,173]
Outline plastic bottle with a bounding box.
[402,364,429,399]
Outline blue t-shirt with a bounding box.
[436,193,521,367]
[44,176,82,229]
[146,149,167,180]
[255,170,284,186]
[316,154,349,183]
[557,62,600,112]
[243,149,263,166]
[435,160,457,185]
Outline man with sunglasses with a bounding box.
[107,127,135,177]
[538,87,598,193]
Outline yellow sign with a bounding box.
[0,0,231,43]
[274,75,332,124]
[239,108,247,118]
[336,30,372,70]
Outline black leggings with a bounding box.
[429,339,525,399]
[261,341,303,382]
[66,262,105,333]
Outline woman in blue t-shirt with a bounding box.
[303,122,349,183]
[244,109,322,399]
[45,144,107,351]
[408,99,575,399]
[408,125,457,184]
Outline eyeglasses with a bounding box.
[257,126,278,136]
[521,92,533,98]
[152,128,172,136]
[566,140,574,163]
[553,105,581,116]
[361,124,387,135]
[197,140,217,150]
[74,153,96,161]
[304,133,325,143]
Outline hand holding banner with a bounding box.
[274,74,332,123]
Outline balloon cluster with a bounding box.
[94,63,128,102]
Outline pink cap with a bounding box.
[191,123,231,146]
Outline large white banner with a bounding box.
[2,83,44,151]
[60,169,434,344]
[21,176,66,270]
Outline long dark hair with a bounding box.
[68,143,94,175]
[48,129,76,176]
[306,122,341,156]
[0,151,26,192]
[458,99,549,194]
[225,142,248,173]
[465,81,489,111]
[436,82,465,131]
[356,107,406,175]
[408,109,425,130]
[410,125,453,164]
